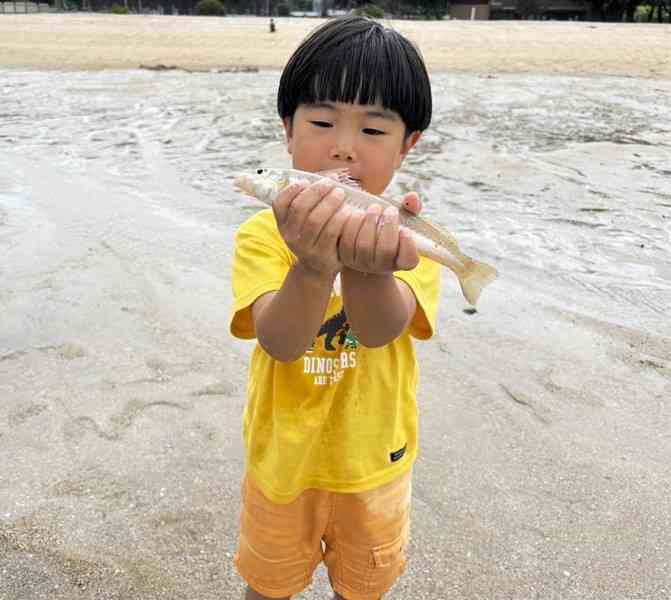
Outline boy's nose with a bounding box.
[329,141,356,162]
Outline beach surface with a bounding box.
[1,14,671,77]
[1,15,671,600]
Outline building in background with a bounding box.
[489,0,589,19]
[449,0,590,19]
[449,0,489,18]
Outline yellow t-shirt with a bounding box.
[230,209,441,504]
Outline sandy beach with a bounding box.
[1,13,671,600]
[1,14,670,77]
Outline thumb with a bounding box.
[402,192,422,215]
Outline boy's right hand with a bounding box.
[272,178,350,280]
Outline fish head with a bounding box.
[235,168,289,206]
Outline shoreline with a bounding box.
[1,14,670,78]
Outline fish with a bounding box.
[235,167,498,305]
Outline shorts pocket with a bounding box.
[371,538,404,568]
[366,537,407,594]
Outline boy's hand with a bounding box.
[339,191,422,274]
[272,178,350,279]
[402,191,422,215]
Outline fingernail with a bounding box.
[383,206,398,219]
[332,187,345,201]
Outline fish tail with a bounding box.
[458,258,498,305]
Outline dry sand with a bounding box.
[1,13,670,77]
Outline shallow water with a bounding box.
[1,69,669,343]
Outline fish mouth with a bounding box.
[234,175,254,195]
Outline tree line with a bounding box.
[55,0,671,23]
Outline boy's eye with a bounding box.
[310,121,332,128]
[363,128,386,136]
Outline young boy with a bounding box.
[230,15,440,600]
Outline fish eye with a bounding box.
[257,168,264,175]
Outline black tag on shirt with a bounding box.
[390,445,407,463]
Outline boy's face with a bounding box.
[283,101,421,196]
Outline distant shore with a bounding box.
[1,14,670,77]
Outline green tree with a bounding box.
[588,0,645,20]
[647,0,671,20]
[195,0,225,14]
[353,2,385,16]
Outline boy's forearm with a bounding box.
[341,268,415,348]
[255,262,336,362]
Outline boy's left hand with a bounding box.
[338,191,422,273]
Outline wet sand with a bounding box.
[1,14,671,77]
[1,19,671,600]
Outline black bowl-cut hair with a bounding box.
[277,15,432,135]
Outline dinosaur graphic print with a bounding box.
[304,309,359,386]
[316,309,350,351]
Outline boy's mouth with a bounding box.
[340,172,362,186]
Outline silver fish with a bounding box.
[235,168,498,305]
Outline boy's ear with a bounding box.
[283,117,294,155]
[395,131,422,168]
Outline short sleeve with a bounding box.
[230,209,294,339]
[394,258,442,340]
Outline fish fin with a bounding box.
[316,168,362,189]
[399,205,461,249]
[422,219,459,249]
[458,258,499,305]
[316,167,349,177]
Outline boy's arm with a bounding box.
[340,195,422,348]
[252,264,335,362]
[340,270,417,348]
[251,177,349,362]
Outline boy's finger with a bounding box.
[338,210,365,266]
[315,204,351,255]
[303,187,346,247]
[402,192,422,216]
[395,227,420,271]
[356,205,382,268]
[375,206,400,268]
[282,179,336,236]
[272,180,308,225]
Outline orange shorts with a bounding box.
[235,470,412,600]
